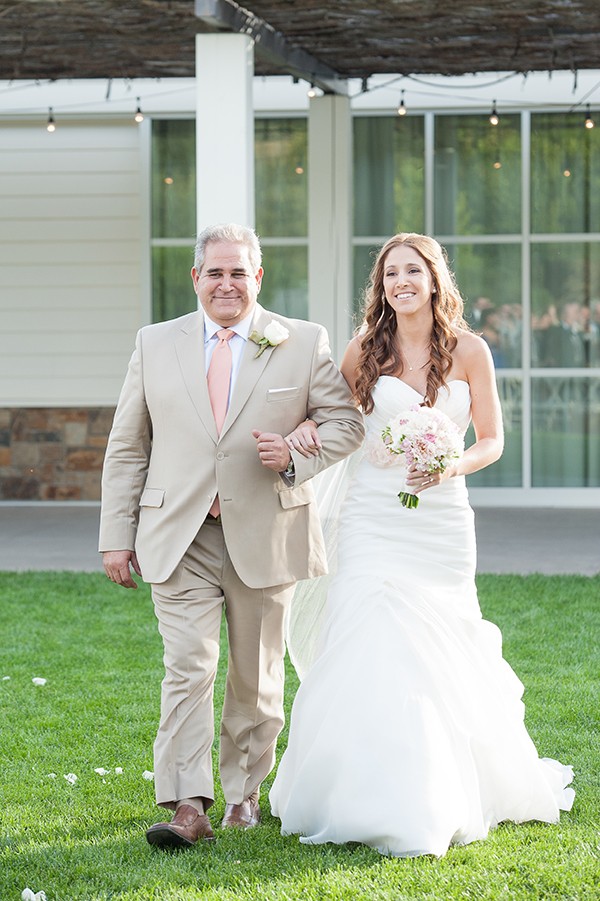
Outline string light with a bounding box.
[46,107,55,132]
[585,104,594,129]
[361,77,369,94]
[489,101,499,126]
[134,97,144,123]
[397,90,407,116]
[307,82,317,99]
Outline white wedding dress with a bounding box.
[269,376,574,858]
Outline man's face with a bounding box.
[191,240,263,327]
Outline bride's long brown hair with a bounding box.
[354,233,469,414]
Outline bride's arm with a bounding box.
[447,333,504,478]
[407,333,503,493]
[285,419,320,457]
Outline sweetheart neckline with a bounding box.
[378,376,469,396]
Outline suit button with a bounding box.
[216,452,225,460]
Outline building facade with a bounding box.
[1,74,599,505]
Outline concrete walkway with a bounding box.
[0,503,598,576]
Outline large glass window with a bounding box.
[532,377,600,486]
[151,119,196,322]
[434,114,521,236]
[353,116,425,237]
[466,378,523,487]
[445,243,522,368]
[531,242,600,367]
[353,115,425,317]
[151,117,309,323]
[152,120,196,239]
[531,113,600,234]
[255,119,307,238]
[149,108,600,497]
[255,118,309,319]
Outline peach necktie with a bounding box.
[207,328,235,517]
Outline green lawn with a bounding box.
[0,572,598,901]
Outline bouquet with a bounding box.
[379,404,463,509]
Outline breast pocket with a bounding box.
[267,386,302,403]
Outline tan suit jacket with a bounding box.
[99,304,364,587]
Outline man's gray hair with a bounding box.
[194,223,262,272]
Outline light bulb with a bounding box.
[46,107,56,133]
[489,101,499,126]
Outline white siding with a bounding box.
[0,120,146,406]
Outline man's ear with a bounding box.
[255,267,264,293]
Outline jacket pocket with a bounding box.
[267,386,301,402]
[278,481,313,509]
[140,487,165,508]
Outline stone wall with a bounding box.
[0,408,115,501]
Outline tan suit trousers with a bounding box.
[151,518,295,809]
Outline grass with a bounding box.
[0,571,598,901]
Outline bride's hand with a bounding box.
[405,465,441,493]
[285,419,321,457]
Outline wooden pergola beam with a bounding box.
[195,0,348,94]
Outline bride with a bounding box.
[269,233,574,858]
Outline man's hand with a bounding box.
[252,430,292,472]
[103,550,142,589]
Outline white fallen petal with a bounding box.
[32,677,47,686]
[64,773,78,784]
[114,767,123,775]
[2,675,10,680]
[94,768,109,776]
[47,773,57,779]
[22,889,36,901]
[142,770,154,781]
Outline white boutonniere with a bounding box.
[249,321,290,358]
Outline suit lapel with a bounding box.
[220,305,276,439]
[174,310,218,443]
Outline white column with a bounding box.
[195,33,254,230]
[308,94,353,361]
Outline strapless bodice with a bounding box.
[366,376,472,438]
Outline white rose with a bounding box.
[263,321,289,345]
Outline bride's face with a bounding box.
[382,245,435,317]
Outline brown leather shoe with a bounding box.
[221,796,261,829]
[146,804,215,849]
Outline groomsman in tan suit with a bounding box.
[99,223,364,849]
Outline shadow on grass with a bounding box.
[6,813,389,901]
[5,798,589,901]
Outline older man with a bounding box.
[99,223,364,849]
